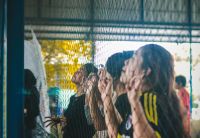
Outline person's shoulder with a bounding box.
[179,88,189,96]
[140,91,167,110]
[183,88,189,94]
[70,94,76,99]
[140,91,158,101]
[73,94,86,104]
[77,94,85,100]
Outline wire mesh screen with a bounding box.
[24,0,200,43]
[24,0,200,138]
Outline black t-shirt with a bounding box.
[115,93,131,121]
[115,93,133,137]
[118,92,184,138]
[63,94,95,138]
[140,92,184,138]
[24,87,40,129]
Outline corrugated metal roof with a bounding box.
[25,0,200,42]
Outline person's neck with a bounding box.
[139,83,153,93]
[76,85,84,96]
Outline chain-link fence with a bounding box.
[24,0,200,137]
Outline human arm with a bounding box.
[85,73,107,130]
[127,77,157,138]
[129,98,157,138]
[98,68,122,138]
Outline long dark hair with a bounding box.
[138,44,174,95]
[24,69,40,129]
[138,44,186,137]
[24,69,37,89]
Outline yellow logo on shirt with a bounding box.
[144,93,158,126]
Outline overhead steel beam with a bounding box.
[24,24,200,30]
[24,30,200,38]
[25,17,200,27]
[25,36,200,43]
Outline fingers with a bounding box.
[47,121,59,128]
[45,120,59,128]
[85,73,98,91]
[98,68,112,88]
[105,80,112,92]
[45,121,55,127]
[44,116,62,128]
[98,68,106,79]
[130,75,142,92]
[126,76,143,103]
[126,77,135,92]
[45,116,52,119]
[44,116,54,124]
[99,69,112,83]
[86,77,98,95]
[91,75,98,83]
[60,117,67,122]
[98,77,107,93]
[44,119,53,124]
[88,73,98,81]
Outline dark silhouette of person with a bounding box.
[24,69,40,138]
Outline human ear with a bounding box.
[144,67,151,77]
[139,67,151,79]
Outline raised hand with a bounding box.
[84,73,99,104]
[126,75,143,105]
[44,116,66,128]
[86,73,98,94]
[98,68,113,101]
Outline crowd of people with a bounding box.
[36,44,190,138]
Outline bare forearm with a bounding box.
[130,101,156,138]
[103,96,120,138]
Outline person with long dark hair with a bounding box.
[122,44,186,138]
[98,51,134,137]
[45,63,98,138]
[98,44,187,138]
[62,63,98,138]
[24,69,40,138]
